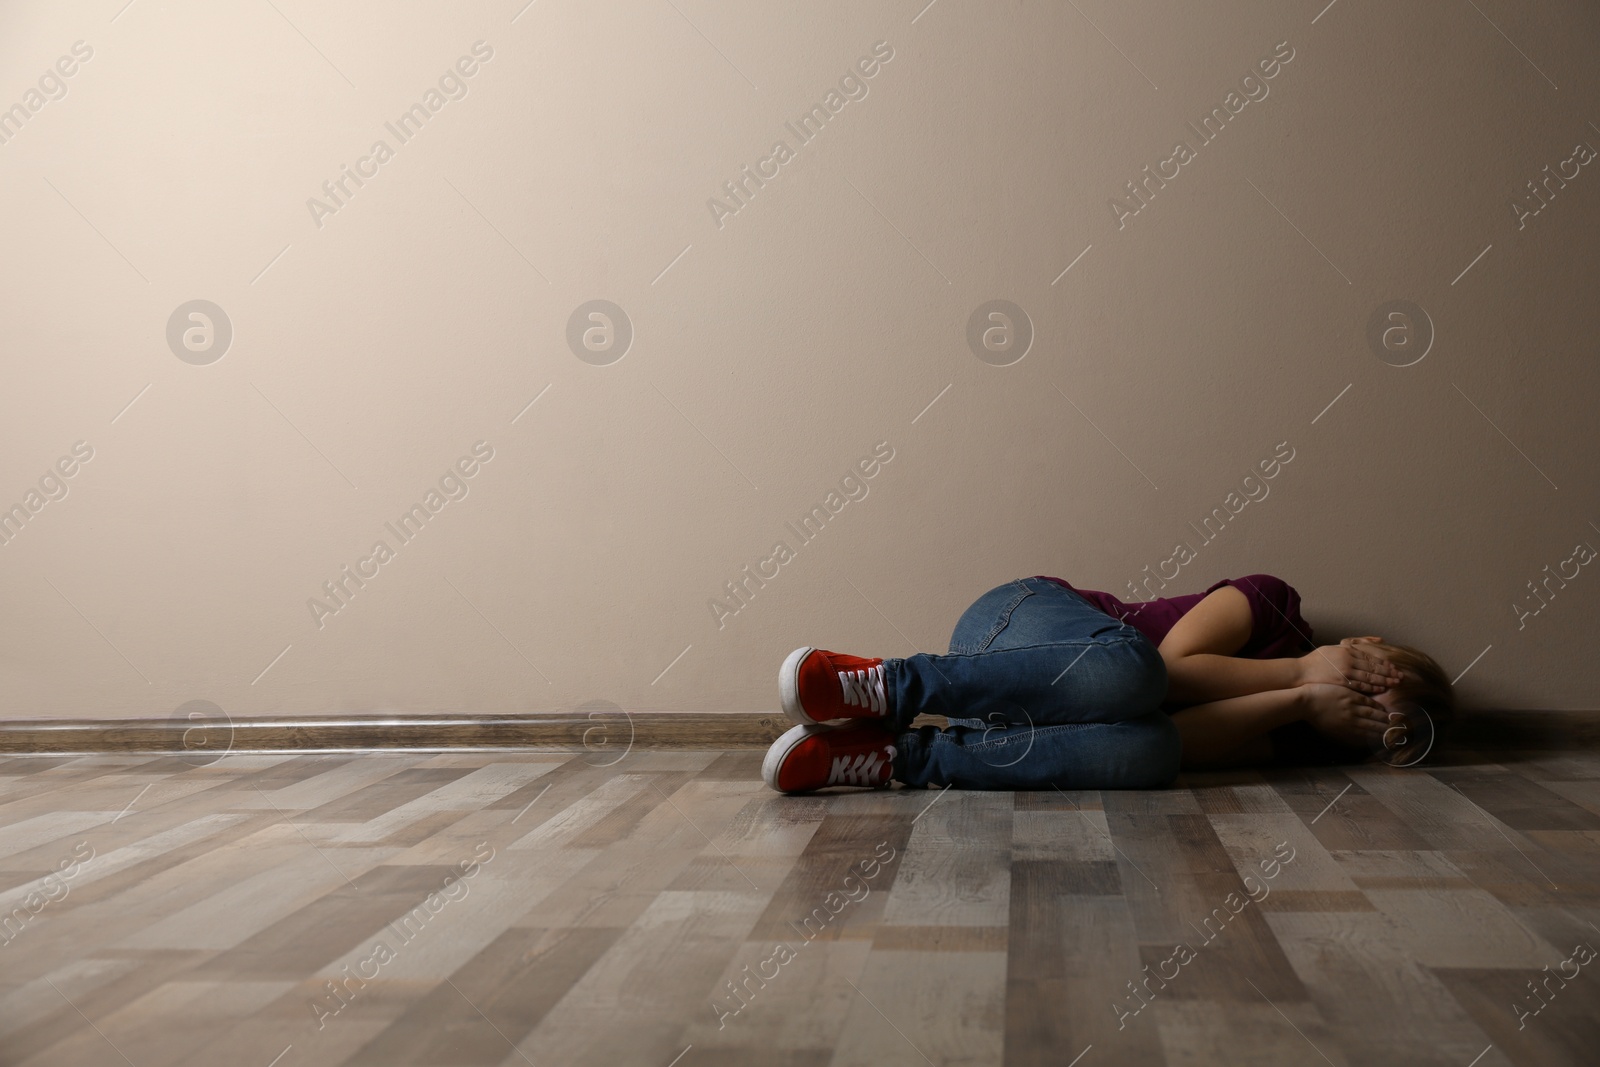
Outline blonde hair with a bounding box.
[1369,640,1457,736]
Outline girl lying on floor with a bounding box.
[761,574,1454,793]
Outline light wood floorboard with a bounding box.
[1,747,1598,1065]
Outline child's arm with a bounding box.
[1157,586,1400,704]
[1170,689,1303,768]
[1171,684,1392,769]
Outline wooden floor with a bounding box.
[2,744,1599,1067]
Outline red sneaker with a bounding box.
[762,722,898,794]
[779,646,890,725]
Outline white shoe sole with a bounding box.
[779,646,817,725]
[761,722,821,793]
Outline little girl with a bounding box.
[761,574,1455,793]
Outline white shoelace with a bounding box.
[838,663,887,715]
[828,747,894,787]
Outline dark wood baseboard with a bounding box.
[0,712,792,756]
[0,708,1590,756]
[1443,708,1600,748]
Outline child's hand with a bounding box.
[1296,643,1403,694]
[1298,683,1393,747]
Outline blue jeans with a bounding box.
[886,577,1180,790]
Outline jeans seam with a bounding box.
[943,633,1151,658]
[969,580,1035,653]
[958,722,1099,750]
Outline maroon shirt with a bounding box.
[1035,574,1314,659]
[1033,573,1364,765]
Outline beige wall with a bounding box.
[1,0,1596,721]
